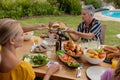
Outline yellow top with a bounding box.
[0,61,35,80]
[0,45,1,51]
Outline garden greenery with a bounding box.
[104,0,120,8]
[0,0,61,19]
[84,0,102,9]
[0,0,82,19]
[47,0,82,15]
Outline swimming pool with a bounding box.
[102,10,120,18]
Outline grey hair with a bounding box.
[82,5,95,16]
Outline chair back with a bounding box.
[101,24,107,44]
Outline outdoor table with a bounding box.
[16,38,111,80]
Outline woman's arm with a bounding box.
[43,64,60,80]
[22,24,48,33]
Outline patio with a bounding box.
[94,11,120,22]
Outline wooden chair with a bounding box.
[101,24,107,44]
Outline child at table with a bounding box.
[101,59,120,80]
[0,18,60,80]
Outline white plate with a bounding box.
[86,66,106,80]
[30,43,48,53]
[23,54,49,67]
[116,34,120,38]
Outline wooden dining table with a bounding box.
[16,38,111,80]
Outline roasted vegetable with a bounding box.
[56,50,80,68]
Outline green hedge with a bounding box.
[104,0,113,3]
[114,0,120,8]
[0,0,82,19]
[0,0,61,19]
[47,0,82,15]
[84,0,102,9]
[104,0,120,8]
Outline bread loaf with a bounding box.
[103,45,119,53]
[59,22,67,30]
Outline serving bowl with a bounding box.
[42,38,57,46]
[83,49,106,64]
[24,31,34,41]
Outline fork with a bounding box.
[76,63,83,78]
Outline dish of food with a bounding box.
[63,41,83,58]
[24,31,33,41]
[31,43,48,53]
[102,45,120,63]
[22,54,49,67]
[103,45,120,59]
[83,48,106,64]
[56,50,80,68]
[49,21,68,31]
[85,49,106,59]
[86,66,106,80]
[40,34,48,39]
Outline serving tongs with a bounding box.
[76,63,83,78]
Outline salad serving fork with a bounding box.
[76,63,83,78]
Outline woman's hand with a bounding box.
[46,64,61,75]
[43,64,61,80]
[35,24,49,30]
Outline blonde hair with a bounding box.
[0,18,21,46]
[114,59,120,79]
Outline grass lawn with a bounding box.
[19,15,120,46]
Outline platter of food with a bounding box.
[31,43,48,53]
[56,50,80,68]
[102,45,120,64]
[24,31,33,41]
[49,21,68,31]
[39,34,49,39]
[63,41,83,58]
[22,54,49,67]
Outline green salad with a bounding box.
[23,54,49,67]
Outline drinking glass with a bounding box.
[33,37,39,45]
[44,36,56,58]
[111,58,119,69]
[46,45,55,59]
[47,48,53,58]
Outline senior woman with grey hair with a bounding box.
[67,5,103,44]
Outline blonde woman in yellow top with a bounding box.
[0,19,60,80]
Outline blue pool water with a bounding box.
[102,11,120,18]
